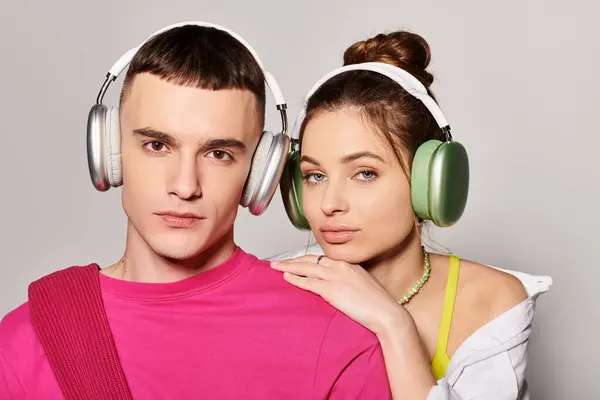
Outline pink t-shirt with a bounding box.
[0,247,391,399]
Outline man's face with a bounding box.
[119,73,261,260]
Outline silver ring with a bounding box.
[316,255,324,265]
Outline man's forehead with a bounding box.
[121,74,261,142]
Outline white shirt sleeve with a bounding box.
[427,341,529,400]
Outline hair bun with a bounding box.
[343,30,434,87]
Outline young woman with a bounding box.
[270,30,551,399]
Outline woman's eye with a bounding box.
[312,173,325,182]
[304,173,326,184]
[356,170,377,181]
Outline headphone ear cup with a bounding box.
[87,104,110,191]
[106,106,122,187]
[428,141,469,227]
[411,140,469,227]
[411,140,442,222]
[241,131,274,208]
[280,150,310,230]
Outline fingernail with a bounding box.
[270,261,280,267]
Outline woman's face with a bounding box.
[300,107,416,264]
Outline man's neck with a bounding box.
[102,223,237,283]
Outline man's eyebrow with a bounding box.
[133,128,176,144]
[132,129,247,152]
[203,138,247,151]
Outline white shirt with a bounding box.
[267,244,552,400]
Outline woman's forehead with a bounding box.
[302,109,398,161]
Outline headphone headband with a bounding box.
[109,21,268,77]
[95,21,287,134]
[290,62,450,142]
[88,21,291,216]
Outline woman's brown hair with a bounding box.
[299,30,446,177]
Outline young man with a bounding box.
[0,23,392,399]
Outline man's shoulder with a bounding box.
[0,301,37,358]
[0,301,32,336]
[250,246,379,345]
[265,244,324,261]
[245,250,336,315]
[1,264,99,353]
[0,302,39,395]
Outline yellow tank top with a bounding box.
[430,255,460,380]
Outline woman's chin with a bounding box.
[319,242,372,265]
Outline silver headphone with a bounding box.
[86,21,290,216]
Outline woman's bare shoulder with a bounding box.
[458,258,529,324]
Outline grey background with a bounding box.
[0,0,597,398]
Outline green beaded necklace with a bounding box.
[397,246,431,305]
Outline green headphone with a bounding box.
[279,62,469,230]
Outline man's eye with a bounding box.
[208,150,232,161]
[144,141,166,152]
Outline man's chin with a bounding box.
[149,244,201,261]
[147,232,210,261]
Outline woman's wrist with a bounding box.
[374,302,415,338]
[375,304,438,397]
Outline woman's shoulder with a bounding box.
[455,256,552,308]
[458,258,529,318]
[430,257,551,374]
[429,253,531,314]
[447,255,551,347]
[433,254,552,358]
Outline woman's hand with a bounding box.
[270,255,408,335]
[272,255,438,398]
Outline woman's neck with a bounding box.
[365,226,426,301]
[102,222,236,283]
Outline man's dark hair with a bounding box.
[120,25,266,125]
